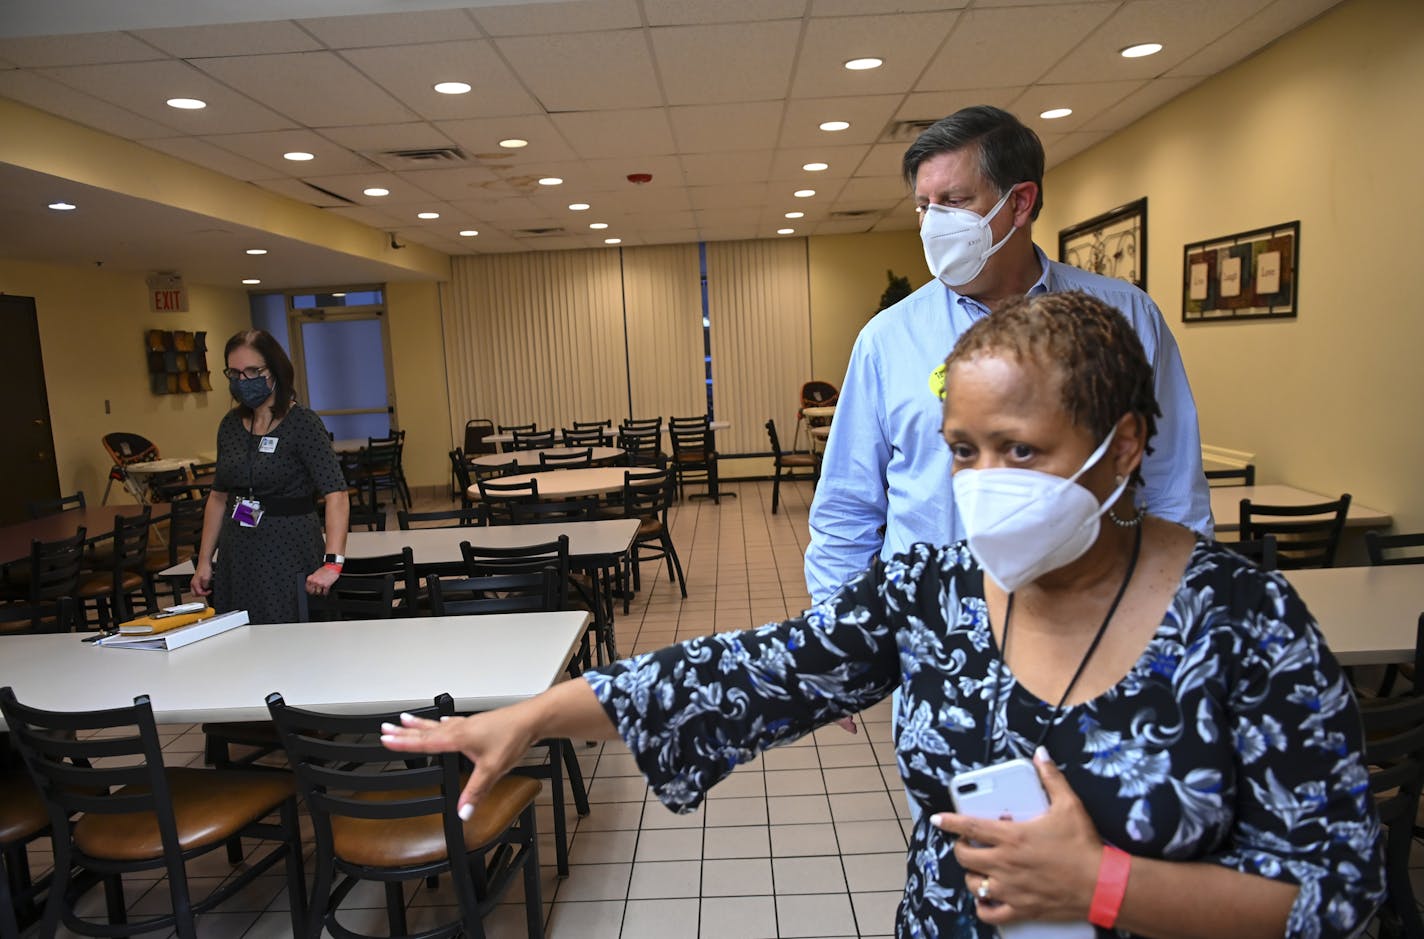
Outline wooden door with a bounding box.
[0,294,60,525]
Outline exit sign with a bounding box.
[146,272,188,313]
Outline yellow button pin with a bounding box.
[929,362,947,401]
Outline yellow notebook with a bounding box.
[119,607,216,635]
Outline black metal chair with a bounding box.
[76,508,155,628]
[297,571,398,622]
[477,476,540,526]
[463,418,497,456]
[618,425,664,469]
[1238,493,1351,569]
[1366,531,1424,567]
[563,426,612,448]
[0,767,51,939]
[510,428,556,451]
[496,423,536,454]
[1361,691,1424,939]
[1228,535,1278,571]
[1204,464,1256,486]
[2,530,87,629]
[0,687,306,939]
[145,498,205,606]
[398,505,489,530]
[538,447,594,469]
[449,447,477,508]
[266,693,544,939]
[621,468,686,605]
[0,593,80,637]
[349,438,406,512]
[25,491,86,519]
[765,418,818,514]
[668,415,720,502]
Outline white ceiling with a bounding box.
[0,0,1343,287]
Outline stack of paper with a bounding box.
[99,609,249,651]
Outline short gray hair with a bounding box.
[901,106,1045,220]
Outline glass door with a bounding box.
[284,289,395,444]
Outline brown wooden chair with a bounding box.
[1238,493,1351,569]
[267,692,543,939]
[765,418,817,514]
[0,687,306,939]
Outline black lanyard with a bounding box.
[982,522,1143,764]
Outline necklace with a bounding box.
[981,522,1143,764]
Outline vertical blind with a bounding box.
[706,239,812,454]
[442,239,811,455]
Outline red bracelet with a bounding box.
[1088,844,1131,929]
[322,562,343,573]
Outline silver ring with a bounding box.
[977,876,991,901]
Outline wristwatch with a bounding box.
[323,553,345,565]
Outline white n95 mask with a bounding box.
[951,429,1129,593]
[920,188,1017,287]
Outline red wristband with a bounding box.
[1088,844,1131,929]
[322,562,343,573]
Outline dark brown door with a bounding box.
[0,294,60,525]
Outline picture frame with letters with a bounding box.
[1057,197,1147,291]
[1181,221,1299,322]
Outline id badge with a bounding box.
[232,497,264,528]
[259,436,278,453]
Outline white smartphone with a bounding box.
[949,759,1096,939]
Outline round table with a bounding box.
[469,446,624,469]
[467,467,633,501]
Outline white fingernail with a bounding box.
[380,723,398,734]
[458,803,474,821]
[1034,745,1050,762]
[379,735,394,744]
[399,712,415,723]
[929,813,944,828]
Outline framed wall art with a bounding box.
[1057,197,1147,291]
[1182,221,1299,322]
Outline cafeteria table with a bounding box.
[1210,485,1390,534]
[1285,565,1424,667]
[485,420,730,446]
[468,467,632,502]
[0,503,173,570]
[0,610,589,727]
[470,445,624,468]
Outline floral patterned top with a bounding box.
[587,540,1383,939]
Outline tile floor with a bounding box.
[14,477,1412,937]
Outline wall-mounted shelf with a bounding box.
[145,329,211,395]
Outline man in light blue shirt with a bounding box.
[807,106,1212,605]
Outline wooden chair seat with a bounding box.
[77,570,146,598]
[73,767,295,861]
[332,776,540,867]
[780,453,817,467]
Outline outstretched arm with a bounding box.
[381,678,616,819]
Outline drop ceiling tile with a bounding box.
[324,205,407,228]
[1077,75,1202,134]
[387,165,504,201]
[291,171,439,205]
[534,184,689,215]
[644,0,807,26]
[621,209,698,230]
[340,40,541,121]
[859,141,912,179]
[251,176,357,207]
[813,218,877,235]
[146,136,289,181]
[776,178,847,204]
[0,32,163,67]
[196,129,379,175]
[779,95,903,147]
[131,21,323,58]
[687,182,769,210]
[668,101,785,153]
[680,151,774,187]
[444,196,547,222]
[297,10,483,49]
[496,30,661,111]
[316,122,456,152]
[549,108,677,159]
[0,69,177,139]
[812,0,968,13]
[896,87,1025,120]
[495,154,686,193]
[36,60,296,134]
[1164,0,1342,78]
[789,12,960,99]
[767,144,873,180]
[971,0,1117,6]
[920,4,1116,89]
[1040,0,1271,84]
[193,51,418,126]
[1014,80,1147,133]
[437,115,578,162]
[830,176,898,203]
[471,0,643,36]
[631,228,701,245]
[699,224,762,242]
[652,21,802,105]
[1043,129,1110,167]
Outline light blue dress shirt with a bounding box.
[805,246,1213,601]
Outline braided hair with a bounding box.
[944,291,1160,484]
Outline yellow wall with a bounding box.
[1,257,251,503]
[1037,0,1424,533]
[386,281,454,489]
[807,230,930,388]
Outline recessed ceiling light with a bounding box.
[433,81,472,95]
[1040,108,1073,120]
[819,120,850,132]
[844,57,883,71]
[245,248,267,255]
[242,279,261,285]
[1120,42,1163,58]
[283,151,314,161]
[793,189,816,198]
[538,177,563,186]
[499,138,529,149]
[802,162,829,172]
[47,201,76,211]
[459,230,479,237]
[568,203,590,211]
[784,211,804,219]
[417,211,440,219]
[331,292,346,297]
[363,187,390,197]
[166,97,206,110]
[589,222,609,230]
[777,228,796,235]
[604,238,621,245]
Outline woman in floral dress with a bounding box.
[384,292,1382,939]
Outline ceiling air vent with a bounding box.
[830,209,878,219]
[883,119,936,141]
[303,182,357,206]
[364,147,468,170]
[514,227,566,236]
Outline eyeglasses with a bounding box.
[222,365,269,381]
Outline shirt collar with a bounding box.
[944,244,1052,318]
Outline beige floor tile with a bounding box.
[700,857,773,897]
[775,892,857,938]
[702,824,771,859]
[699,895,777,938]
[772,855,848,894]
[627,860,701,899]
[841,853,907,893]
[770,822,840,857]
[544,899,625,939]
[851,890,904,934]
[554,863,632,902]
[703,796,769,827]
[621,898,700,939]
[634,827,703,862]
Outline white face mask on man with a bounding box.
[951,427,1131,593]
[919,187,1017,287]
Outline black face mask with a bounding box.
[229,375,272,408]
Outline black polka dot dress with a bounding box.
[210,404,347,624]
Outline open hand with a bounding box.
[381,706,538,820]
